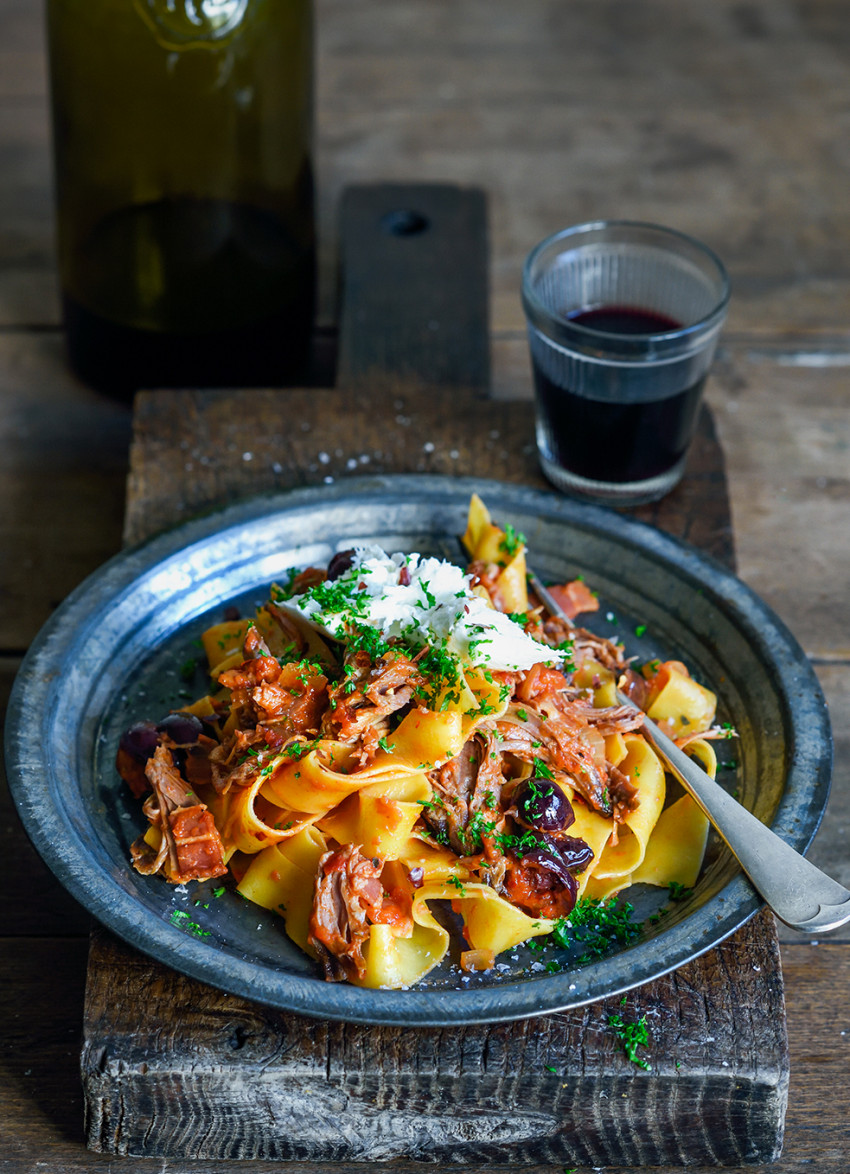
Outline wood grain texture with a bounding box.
[0,938,845,1173]
[0,332,132,651]
[9,1,850,338]
[124,387,733,568]
[82,912,786,1166]
[315,0,850,338]
[337,184,489,393]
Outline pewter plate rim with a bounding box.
[4,475,832,1026]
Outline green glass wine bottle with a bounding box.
[47,0,314,396]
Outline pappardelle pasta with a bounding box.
[116,494,726,988]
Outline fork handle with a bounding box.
[634,705,850,933]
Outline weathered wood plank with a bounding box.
[492,334,850,663]
[707,347,850,661]
[7,1,850,334]
[316,0,850,337]
[336,184,489,394]
[2,936,846,1174]
[8,321,850,660]
[82,911,786,1165]
[776,663,850,945]
[124,387,733,568]
[0,332,132,652]
[5,327,848,662]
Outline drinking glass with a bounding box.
[522,221,730,506]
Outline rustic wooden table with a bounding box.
[1,2,848,1172]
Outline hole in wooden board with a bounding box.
[380,209,430,236]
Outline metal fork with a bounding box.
[527,569,850,934]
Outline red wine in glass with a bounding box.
[533,304,705,486]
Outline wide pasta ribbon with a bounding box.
[260,710,466,819]
[236,825,329,954]
[318,774,432,861]
[358,881,554,990]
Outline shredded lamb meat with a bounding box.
[130,745,227,883]
[322,649,418,745]
[496,709,612,815]
[308,845,385,981]
[548,696,645,737]
[217,654,327,736]
[424,731,508,887]
[608,764,640,815]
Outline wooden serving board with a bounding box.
[82,184,787,1167]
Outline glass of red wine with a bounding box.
[522,221,730,506]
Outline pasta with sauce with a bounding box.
[116,494,725,988]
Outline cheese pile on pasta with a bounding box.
[116,494,720,988]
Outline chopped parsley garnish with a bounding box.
[667,881,694,901]
[549,897,643,963]
[419,580,437,609]
[554,639,575,670]
[467,697,497,717]
[347,621,391,660]
[498,523,526,558]
[179,657,197,681]
[532,757,556,781]
[465,810,498,851]
[465,627,493,657]
[415,642,462,707]
[607,1012,651,1070]
[169,910,210,938]
[495,827,542,858]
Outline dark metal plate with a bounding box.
[4,475,832,1026]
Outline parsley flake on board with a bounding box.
[607,1012,652,1070]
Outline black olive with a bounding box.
[516,779,575,832]
[156,712,203,746]
[555,835,595,874]
[118,721,159,762]
[522,838,570,886]
[327,549,356,581]
[522,842,580,907]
